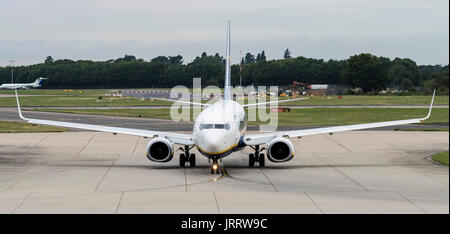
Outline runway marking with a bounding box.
[115,191,124,214]
[312,153,370,192]
[304,192,324,214]
[94,153,120,192]
[76,133,97,156]
[213,192,221,214]
[11,192,32,214]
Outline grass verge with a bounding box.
[432,151,449,165]
[0,121,67,133]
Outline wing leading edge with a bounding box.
[244,90,436,145]
[14,90,194,145]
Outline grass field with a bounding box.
[432,151,449,165]
[0,89,448,107]
[0,89,112,96]
[0,121,67,133]
[32,108,449,127]
[281,95,449,106]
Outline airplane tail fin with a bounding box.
[34,77,46,87]
[223,20,232,101]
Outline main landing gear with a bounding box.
[249,145,265,168]
[179,145,196,168]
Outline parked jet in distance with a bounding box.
[14,21,435,174]
[0,78,47,90]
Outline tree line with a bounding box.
[0,50,448,94]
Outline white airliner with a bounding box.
[14,22,435,174]
[0,77,47,90]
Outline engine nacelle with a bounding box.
[146,137,174,162]
[267,138,295,162]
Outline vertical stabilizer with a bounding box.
[223,20,232,101]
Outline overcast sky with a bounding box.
[0,0,448,66]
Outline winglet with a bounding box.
[15,90,29,121]
[420,89,435,122]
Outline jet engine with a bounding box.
[146,137,174,162]
[266,138,294,162]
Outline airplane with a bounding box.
[14,21,435,174]
[0,77,47,90]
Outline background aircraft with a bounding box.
[14,22,435,174]
[0,77,47,90]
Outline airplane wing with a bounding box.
[244,90,435,145]
[242,97,310,108]
[14,90,194,145]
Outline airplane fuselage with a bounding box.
[193,100,247,159]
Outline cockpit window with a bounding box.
[199,123,230,130]
[215,124,225,129]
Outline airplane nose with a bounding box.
[197,131,228,154]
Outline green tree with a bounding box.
[341,53,390,93]
[151,56,169,63]
[388,58,420,88]
[283,49,291,59]
[169,55,183,64]
[244,52,255,64]
[256,51,266,62]
[45,56,54,63]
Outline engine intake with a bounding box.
[146,137,174,162]
[267,138,294,162]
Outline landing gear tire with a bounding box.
[179,153,186,168]
[249,154,255,167]
[259,153,265,167]
[189,153,196,167]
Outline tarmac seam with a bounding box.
[313,153,370,192]
[395,191,428,214]
[259,169,279,192]
[3,134,53,192]
[11,192,32,214]
[25,134,50,153]
[115,192,124,214]
[132,137,140,154]
[371,134,406,152]
[327,135,353,153]
[76,133,97,156]
[94,153,120,192]
[184,167,188,192]
[213,192,221,214]
[304,192,324,214]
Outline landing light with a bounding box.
[212,164,218,170]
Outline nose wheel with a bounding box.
[249,145,265,168]
[179,146,196,168]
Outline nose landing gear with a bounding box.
[179,145,196,168]
[249,145,265,168]
[209,157,220,174]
